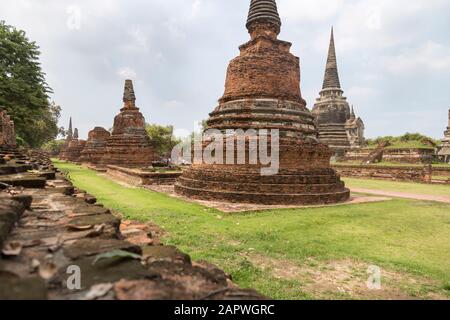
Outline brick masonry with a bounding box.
[175,0,350,205]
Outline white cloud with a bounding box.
[385,41,450,74]
[117,67,137,79]
[347,86,379,100]
[279,0,343,22]
[163,100,184,108]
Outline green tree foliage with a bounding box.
[0,21,60,147]
[42,139,66,156]
[145,123,181,158]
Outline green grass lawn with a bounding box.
[343,178,450,198]
[55,161,450,299]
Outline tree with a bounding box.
[42,139,66,156]
[0,21,61,147]
[145,123,181,158]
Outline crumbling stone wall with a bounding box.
[79,127,110,164]
[332,164,441,183]
[0,108,17,147]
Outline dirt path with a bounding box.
[351,188,450,204]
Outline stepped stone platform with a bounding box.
[106,165,182,186]
[0,107,17,148]
[343,147,435,164]
[0,148,263,300]
[175,0,350,205]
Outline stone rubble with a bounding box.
[0,147,263,300]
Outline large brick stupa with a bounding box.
[175,0,350,205]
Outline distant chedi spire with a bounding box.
[312,28,366,155]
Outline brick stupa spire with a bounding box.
[246,0,281,35]
[322,27,341,89]
[100,80,155,168]
[175,1,350,205]
[67,117,73,140]
[122,79,137,110]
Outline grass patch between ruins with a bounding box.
[55,160,450,300]
[343,177,450,198]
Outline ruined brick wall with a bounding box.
[79,127,110,164]
[0,109,16,147]
[333,164,433,183]
[343,148,436,164]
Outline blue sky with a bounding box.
[1,0,449,139]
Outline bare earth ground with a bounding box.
[143,185,391,213]
[245,254,448,300]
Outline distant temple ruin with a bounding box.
[79,127,110,164]
[175,0,350,205]
[312,28,365,156]
[101,80,155,168]
[438,109,450,163]
[59,118,86,162]
[0,107,16,147]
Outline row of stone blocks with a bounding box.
[0,147,264,300]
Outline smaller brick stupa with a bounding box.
[62,128,86,162]
[438,109,450,163]
[79,127,111,165]
[0,107,17,148]
[101,80,155,168]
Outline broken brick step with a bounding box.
[0,199,26,250]
[0,164,33,175]
[0,174,47,188]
